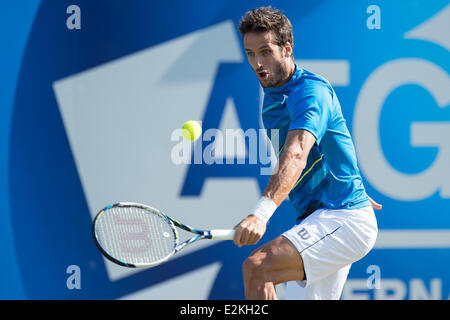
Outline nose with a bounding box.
[255,56,263,70]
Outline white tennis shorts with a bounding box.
[282,205,378,300]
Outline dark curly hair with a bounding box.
[238,6,294,54]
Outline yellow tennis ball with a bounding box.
[182,120,202,141]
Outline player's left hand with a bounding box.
[368,196,382,210]
[233,215,266,247]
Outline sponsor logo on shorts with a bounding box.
[297,228,311,240]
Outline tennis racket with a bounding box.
[92,202,235,268]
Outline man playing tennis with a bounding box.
[233,6,381,300]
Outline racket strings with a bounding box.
[95,206,177,266]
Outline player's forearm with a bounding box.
[263,148,306,207]
[248,130,314,224]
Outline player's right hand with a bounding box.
[233,215,266,247]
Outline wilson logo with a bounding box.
[297,228,311,240]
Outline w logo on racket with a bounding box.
[114,216,152,253]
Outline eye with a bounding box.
[262,49,271,55]
[246,51,255,57]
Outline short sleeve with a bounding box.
[287,83,333,144]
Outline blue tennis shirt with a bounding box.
[262,65,370,220]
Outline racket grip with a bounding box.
[210,229,235,241]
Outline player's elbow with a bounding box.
[284,148,307,170]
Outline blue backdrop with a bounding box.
[1,0,449,300]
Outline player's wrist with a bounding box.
[250,196,277,224]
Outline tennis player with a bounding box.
[233,6,381,300]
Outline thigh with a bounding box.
[303,265,351,300]
[284,265,351,300]
[247,235,305,284]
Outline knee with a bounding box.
[242,252,269,282]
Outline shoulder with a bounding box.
[289,69,333,102]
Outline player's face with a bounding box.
[243,31,293,88]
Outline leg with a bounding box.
[303,265,351,300]
[283,265,351,300]
[242,235,304,300]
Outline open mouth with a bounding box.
[257,71,269,80]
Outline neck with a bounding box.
[274,60,296,87]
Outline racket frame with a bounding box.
[92,202,222,268]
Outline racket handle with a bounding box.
[210,229,235,241]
